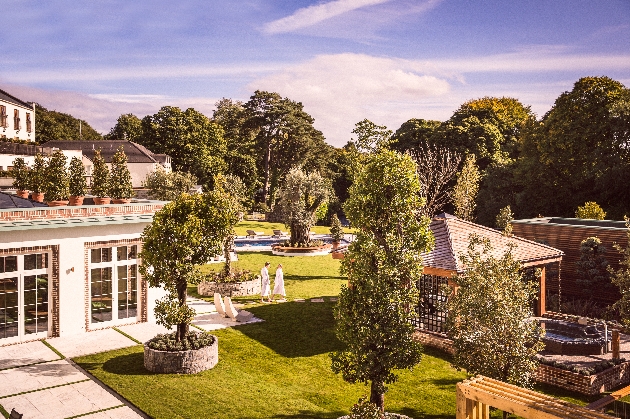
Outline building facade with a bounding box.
[0,89,35,143]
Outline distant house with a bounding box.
[44,140,172,188]
[0,89,35,143]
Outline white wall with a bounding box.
[0,99,35,142]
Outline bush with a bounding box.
[109,146,134,199]
[146,331,215,352]
[208,269,256,284]
[350,397,384,419]
[43,150,69,201]
[330,213,345,241]
[91,149,110,198]
[575,202,606,220]
[69,156,87,196]
[278,239,324,248]
[11,157,29,191]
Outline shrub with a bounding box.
[43,150,69,201]
[109,146,134,199]
[11,157,29,191]
[575,202,606,220]
[350,397,384,419]
[91,149,110,198]
[29,153,47,194]
[146,331,215,352]
[208,269,256,284]
[69,156,87,197]
[330,213,345,241]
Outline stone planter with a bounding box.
[198,276,261,297]
[93,197,111,205]
[31,192,45,203]
[331,250,345,260]
[16,190,29,199]
[112,198,132,204]
[272,243,332,256]
[144,335,219,374]
[68,196,85,206]
[46,200,69,207]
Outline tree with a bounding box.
[143,167,197,201]
[140,192,238,341]
[331,150,433,412]
[35,104,102,143]
[276,168,330,245]
[575,202,606,220]
[576,237,611,296]
[106,113,143,141]
[329,213,344,242]
[43,150,69,201]
[91,150,110,198]
[213,174,246,277]
[349,119,392,153]
[610,219,630,327]
[452,154,480,221]
[109,146,134,199]
[68,156,87,197]
[29,154,47,194]
[11,157,29,192]
[446,235,545,391]
[495,205,514,236]
[389,118,441,157]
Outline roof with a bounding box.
[513,216,627,230]
[44,140,161,164]
[0,192,48,209]
[421,214,564,273]
[0,88,32,109]
[0,214,154,232]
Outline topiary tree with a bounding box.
[495,205,514,236]
[446,235,544,393]
[576,237,611,297]
[11,157,30,192]
[140,192,238,342]
[29,153,47,194]
[329,213,344,242]
[331,150,434,412]
[109,146,134,199]
[452,154,480,222]
[91,150,110,198]
[276,168,331,246]
[575,201,606,220]
[43,150,69,201]
[143,166,198,201]
[69,156,87,197]
[213,174,245,278]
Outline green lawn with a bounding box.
[234,220,355,237]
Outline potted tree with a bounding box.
[11,157,30,198]
[329,213,345,250]
[43,150,69,206]
[68,156,87,206]
[29,154,48,203]
[91,149,111,205]
[109,146,134,204]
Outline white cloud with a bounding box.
[263,0,393,34]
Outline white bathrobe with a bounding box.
[261,266,270,297]
[273,268,285,296]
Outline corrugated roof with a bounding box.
[44,140,161,163]
[0,213,154,231]
[0,88,32,109]
[421,214,564,273]
[0,192,49,209]
[514,217,627,230]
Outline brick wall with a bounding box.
[0,203,164,222]
[413,329,455,354]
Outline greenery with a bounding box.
[538,356,626,376]
[575,237,611,296]
[35,103,102,143]
[43,150,69,201]
[109,146,134,199]
[332,151,433,411]
[329,213,345,241]
[349,397,385,419]
[446,235,544,389]
[575,201,607,220]
[146,331,215,352]
[91,149,110,198]
[68,156,87,197]
[206,269,257,284]
[610,218,630,328]
[11,157,29,191]
[29,153,47,194]
[452,154,480,221]
[495,205,514,236]
[143,167,197,201]
[106,113,143,142]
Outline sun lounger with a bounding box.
[224,296,255,322]
[246,230,265,238]
[214,293,228,318]
[9,408,23,419]
[272,229,288,238]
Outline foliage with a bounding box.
[332,150,433,411]
[35,103,102,143]
[143,166,197,201]
[575,202,606,220]
[68,156,87,196]
[610,218,630,328]
[207,269,257,284]
[350,119,392,153]
[276,168,331,246]
[109,146,134,199]
[91,149,110,197]
[11,157,29,191]
[146,331,215,352]
[495,205,514,236]
[213,174,246,276]
[140,192,239,341]
[329,213,345,241]
[388,118,441,157]
[43,150,69,201]
[29,153,47,194]
[349,397,385,419]
[538,356,626,376]
[446,235,545,388]
[106,113,143,141]
[575,237,611,296]
[452,154,480,221]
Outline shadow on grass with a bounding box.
[239,301,343,358]
[285,274,345,280]
[85,351,154,376]
[249,409,453,419]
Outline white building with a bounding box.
[0,199,167,345]
[0,89,35,143]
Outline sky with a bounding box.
[1,0,629,147]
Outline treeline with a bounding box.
[35,76,630,224]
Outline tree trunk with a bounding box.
[222,235,233,277]
[290,220,310,245]
[370,381,385,412]
[176,280,189,342]
[262,141,272,207]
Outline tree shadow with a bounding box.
[285,274,345,281]
[87,351,154,376]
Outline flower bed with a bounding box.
[144,332,218,374]
[198,275,261,297]
[272,242,332,256]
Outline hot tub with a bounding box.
[540,319,610,356]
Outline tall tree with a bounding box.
[331,150,433,412]
[389,118,440,157]
[143,167,197,201]
[106,113,143,141]
[576,237,612,297]
[35,104,102,143]
[349,119,392,153]
[452,154,480,222]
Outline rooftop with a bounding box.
[43,140,164,164]
[513,216,628,230]
[0,88,32,109]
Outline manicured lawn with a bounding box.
[234,220,355,237]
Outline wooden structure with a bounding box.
[456,375,615,419]
[512,217,628,303]
[587,382,630,411]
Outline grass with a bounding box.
[234,221,355,237]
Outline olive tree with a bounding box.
[140,192,239,341]
[331,150,434,412]
[144,166,197,201]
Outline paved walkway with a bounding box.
[0,297,264,419]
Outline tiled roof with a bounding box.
[44,140,160,163]
[421,213,564,273]
[0,192,48,209]
[0,88,32,109]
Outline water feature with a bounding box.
[540,319,611,355]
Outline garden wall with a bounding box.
[413,330,454,355]
[198,277,261,297]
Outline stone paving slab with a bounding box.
[186,297,216,314]
[0,380,123,419]
[117,322,176,345]
[311,298,325,302]
[0,340,60,370]
[0,359,86,398]
[46,328,137,358]
[82,406,144,418]
[192,312,263,331]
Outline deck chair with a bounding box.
[224,296,255,322]
[214,293,228,318]
[9,408,23,419]
[272,229,288,238]
[246,230,265,238]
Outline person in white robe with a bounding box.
[261,262,272,303]
[272,264,286,301]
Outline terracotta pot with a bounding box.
[69,196,85,206]
[31,192,45,203]
[93,197,111,205]
[332,251,345,260]
[16,190,29,199]
[112,198,132,204]
[332,240,340,250]
[46,200,69,207]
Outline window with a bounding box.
[0,106,7,128]
[26,113,32,133]
[13,109,20,131]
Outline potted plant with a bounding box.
[68,156,87,206]
[11,157,30,198]
[329,213,345,250]
[29,154,48,203]
[109,146,134,203]
[43,150,69,206]
[91,149,111,205]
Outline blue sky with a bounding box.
[2,0,629,146]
